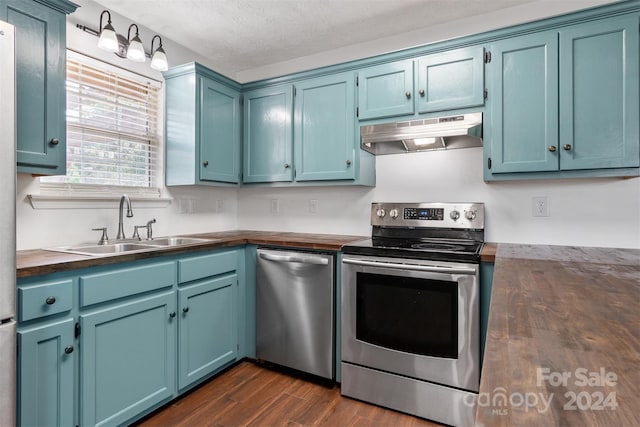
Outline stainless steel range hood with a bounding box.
[360,112,483,155]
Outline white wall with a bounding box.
[238,149,640,249]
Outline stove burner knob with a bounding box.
[376,209,386,218]
[389,209,399,219]
[465,210,476,221]
[450,210,460,221]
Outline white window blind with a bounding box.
[42,52,161,189]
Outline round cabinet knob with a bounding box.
[465,210,476,221]
[450,210,460,221]
[389,209,399,219]
[203,160,209,167]
[419,89,425,97]
[169,312,176,319]
[45,296,56,305]
[346,159,352,166]
[376,209,386,218]
[284,163,290,169]
[548,146,557,152]
[49,138,59,146]
[405,91,411,99]
[563,144,572,151]
[182,307,189,313]
[64,346,74,354]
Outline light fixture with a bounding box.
[126,24,146,62]
[97,10,118,52]
[150,35,168,71]
[77,9,169,71]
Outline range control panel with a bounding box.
[371,202,484,229]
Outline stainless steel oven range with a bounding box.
[341,202,484,427]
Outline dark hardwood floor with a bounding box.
[134,361,442,426]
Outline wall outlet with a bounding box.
[309,199,318,214]
[270,199,280,214]
[215,199,223,212]
[532,196,549,217]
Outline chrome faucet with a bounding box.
[116,194,134,239]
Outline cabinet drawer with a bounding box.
[178,251,237,283]
[79,261,176,308]
[18,279,73,322]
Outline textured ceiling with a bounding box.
[90,0,619,79]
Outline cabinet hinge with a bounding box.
[356,75,359,87]
[356,107,359,118]
[488,157,492,170]
[293,87,297,97]
[75,322,81,338]
[237,344,240,350]
[484,89,488,100]
[239,96,244,106]
[484,51,492,63]
[294,169,297,179]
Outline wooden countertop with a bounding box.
[476,244,640,426]
[17,230,367,278]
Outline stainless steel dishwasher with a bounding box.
[256,248,335,380]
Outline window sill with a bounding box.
[27,194,173,210]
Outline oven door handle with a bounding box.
[342,258,476,275]
[259,251,329,265]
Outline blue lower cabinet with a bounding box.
[178,274,238,390]
[17,318,75,427]
[80,291,176,427]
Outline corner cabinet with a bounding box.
[485,15,640,180]
[164,63,242,186]
[0,0,78,175]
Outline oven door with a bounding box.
[342,254,479,392]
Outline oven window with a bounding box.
[356,272,458,359]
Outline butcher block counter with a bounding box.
[476,244,640,427]
[16,230,367,278]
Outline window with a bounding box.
[42,51,162,191]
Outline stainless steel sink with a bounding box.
[45,236,218,257]
[145,237,214,247]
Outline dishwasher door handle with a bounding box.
[259,251,329,265]
[342,258,476,275]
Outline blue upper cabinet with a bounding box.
[416,46,485,113]
[243,85,294,182]
[559,15,639,170]
[164,63,242,186]
[488,31,559,173]
[200,76,242,183]
[357,60,414,120]
[294,72,357,181]
[486,14,640,180]
[1,0,78,175]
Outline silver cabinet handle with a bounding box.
[342,258,475,275]
[259,251,329,265]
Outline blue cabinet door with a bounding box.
[200,76,241,183]
[488,32,559,173]
[1,0,75,174]
[416,46,485,113]
[559,15,640,170]
[294,72,356,181]
[357,60,414,120]
[178,274,238,390]
[80,292,176,427]
[18,318,75,427]
[243,85,294,182]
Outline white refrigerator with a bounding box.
[0,19,16,427]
